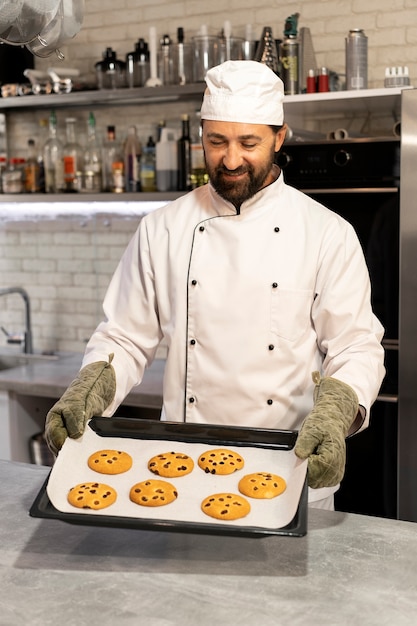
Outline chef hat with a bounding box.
[200,60,285,125]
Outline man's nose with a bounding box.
[222,144,243,170]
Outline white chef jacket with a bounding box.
[83,168,385,502]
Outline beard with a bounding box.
[205,145,276,209]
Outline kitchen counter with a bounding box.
[0,351,164,409]
[1,459,416,626]
[0,352,164,462]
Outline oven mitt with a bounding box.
[45,354,116,456]
[294,372,359,489]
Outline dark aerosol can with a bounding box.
[345,29,368,90]
[279,13,300,95]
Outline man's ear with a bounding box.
[275,124,288,152]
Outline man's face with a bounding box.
[202,120,286,208]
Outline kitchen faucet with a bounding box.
[0,287,33,354]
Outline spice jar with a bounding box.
[2,158,25,194]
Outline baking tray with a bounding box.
[30,417,308,537]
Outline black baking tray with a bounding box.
[29,417,308,537]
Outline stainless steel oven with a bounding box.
[277,137,400,518]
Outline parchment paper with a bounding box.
[47,423,307,530]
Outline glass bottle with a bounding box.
[43,110,64,194]
[37,118,48,193]
[140,136,157,192]
[102,125,124,192]
[123,125,142,192]
[254,26,281,76]
[81,112,102,193]
[0,155,7,192]
[190,111,208,188]
[62,117,82,192]
[24,139,41,193]
[177,113,192,191]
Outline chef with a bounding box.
[45,60,385,510]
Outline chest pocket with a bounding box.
[271,288,314,341]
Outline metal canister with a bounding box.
[279,13,300,95]
[345,29,368,90]
[280,36,299,94]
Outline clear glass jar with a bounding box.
[2,158,25,194]
[95,47,126,89]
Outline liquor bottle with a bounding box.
[37,118,48,192]
[24,139,41,193]
[157,120,166,141]
[43,110,64,193]
[190,111,208,188]
[81,112,102,193]
[140,136,157,192]
[102,125,124,192]
[62,117,82,192]
[177,113,191,191]
[123,125,142,192]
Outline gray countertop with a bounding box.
[0,351,164,409]
[2,459,417,626]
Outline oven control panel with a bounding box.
[276,138,400,189]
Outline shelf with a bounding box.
[0,84,412,116]
[0,192,182,220]
[0,192,182,202]
[0,84,205,110]
[283,86,413,121]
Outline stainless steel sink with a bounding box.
[0,352,60,372]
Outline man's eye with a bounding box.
[242,143,256,149]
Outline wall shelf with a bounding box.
[0,84,205,110]
[0,84,412,119]
[0,84,411,213]
[284,86,412,119]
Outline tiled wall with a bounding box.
[0,211,142,353]
[0,1,415,354]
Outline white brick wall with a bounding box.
[0,1,413,354]
[32,1,417,90]
[0,215,140,353]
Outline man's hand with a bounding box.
[45,355,116,456]
[294,372,359,489]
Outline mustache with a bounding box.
[217,165,249,175]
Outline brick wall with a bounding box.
[0,1,414,354]
[35,0,417,90]
[0,211,143,353]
